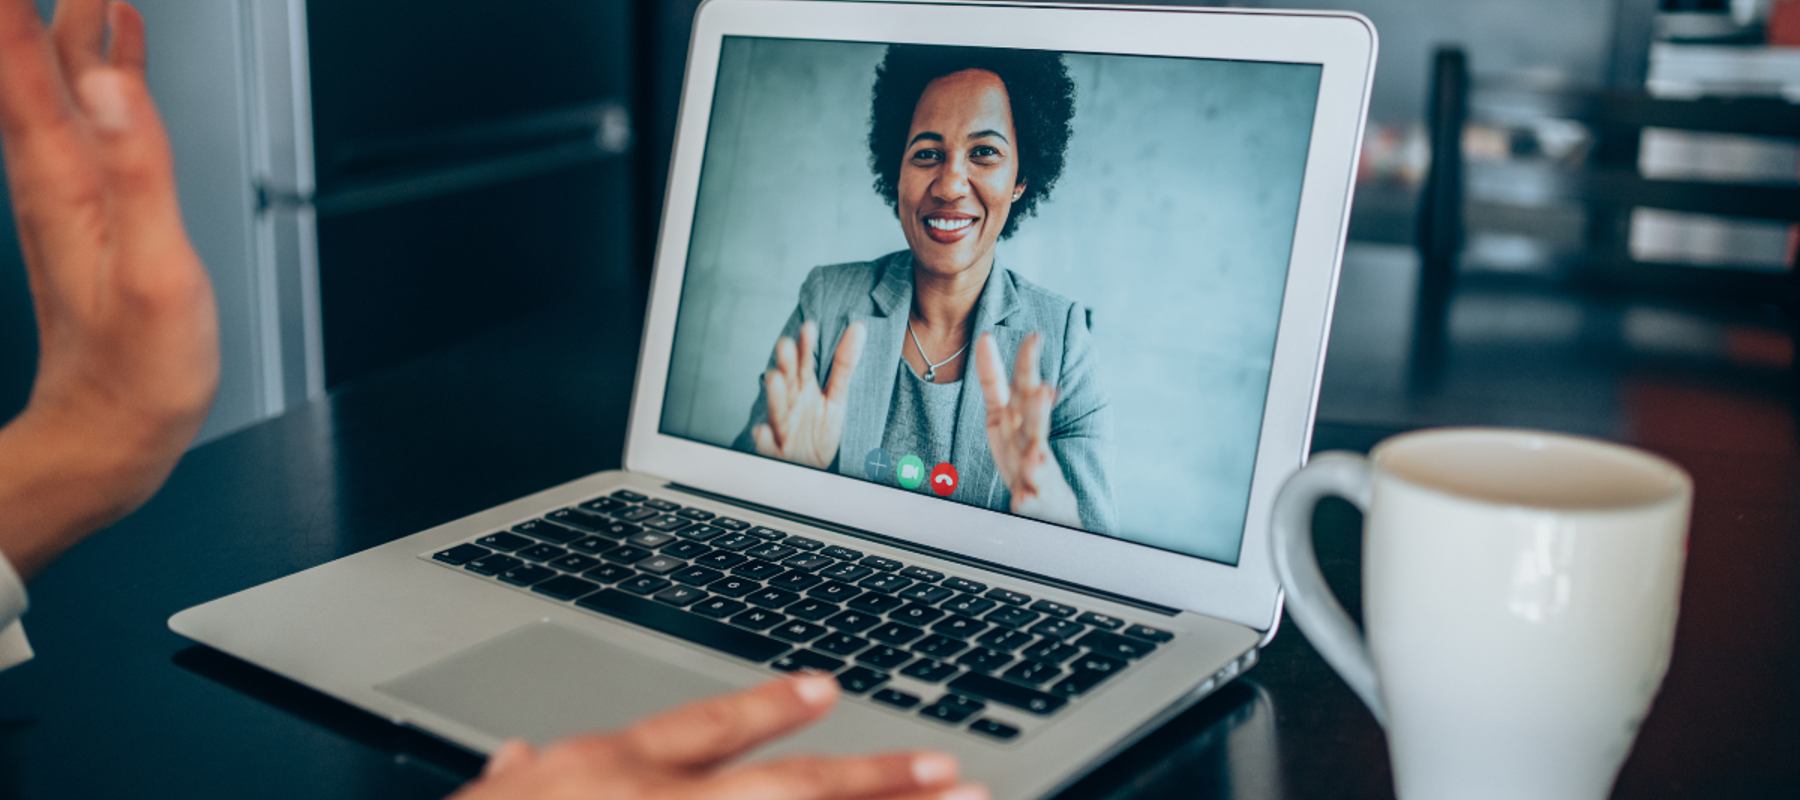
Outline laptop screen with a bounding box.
[659,37,1322,567]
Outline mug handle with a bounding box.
[1269,451,1386,726]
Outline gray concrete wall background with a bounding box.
[664,38,1320,562]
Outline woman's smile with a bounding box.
[922,211,979,243]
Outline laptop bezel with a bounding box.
[624,0,1375,632]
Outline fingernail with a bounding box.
[77,71,131,132]
[912,752,957,784]
[941,786,990,800]
[793,674,837,706]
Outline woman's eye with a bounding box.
[910,148,942,163]
[972,145,1001,160]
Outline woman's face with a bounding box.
[897,69,1023,282]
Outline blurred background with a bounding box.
[1,0,1795,449]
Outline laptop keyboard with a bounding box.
[427,489,1176,742]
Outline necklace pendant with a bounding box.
[923,366,936,382]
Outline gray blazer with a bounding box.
[733,250,1116,534]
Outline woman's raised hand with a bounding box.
[753,321,867,470]
[975,333,1080,527]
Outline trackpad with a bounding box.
[375,621,740,746]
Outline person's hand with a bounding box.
[975,333,1079,527]
[452,673,986,800]
[753,320,866,470]
[0,0,218,577]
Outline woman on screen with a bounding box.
[733,45,1114,533]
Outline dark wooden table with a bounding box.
[1,293,1794,798]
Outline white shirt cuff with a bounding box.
[0,547,33,670]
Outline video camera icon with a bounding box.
[895,454,926,490]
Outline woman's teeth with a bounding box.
[926,217,974,231]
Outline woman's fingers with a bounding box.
[764,370,791,440]
[690,751,962,800]
[49,0,106,76]
[797,321,820,392]
[821,321,866,404]
[620,674,838,769]
[1011,333,1043,391]
[106,2,147,74]
[973,333,1009,413]
[76,67,189,271]
[482,739,537,779]
[752,423,781,457]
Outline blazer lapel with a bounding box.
[949,266,1024,510]
[836,254,911,474]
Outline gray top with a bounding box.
[879,363,961,480]
[733,250,1116,534]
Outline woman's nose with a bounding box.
[931,156,972,200]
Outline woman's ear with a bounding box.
[1012,180,1026,202]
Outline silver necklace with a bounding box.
[907,320,968,383]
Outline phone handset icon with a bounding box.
[929,463,958,497]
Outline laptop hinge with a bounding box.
[666,481,1183,617]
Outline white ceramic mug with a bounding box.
[1269,428,1691,799]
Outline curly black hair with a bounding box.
[867,45,1076,240]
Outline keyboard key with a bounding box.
[635,555,685,575]
[476,532,533,551]
[731,560,785,581]
[825,610,880,633]
[1071,652,1128,675]
[1050,667,1114,697]
[1076,631,1157,660]
[889,603,945,626]
[822,546,864,561]
[748,587,801,609]
[860,555,902,572]
[671,565,725,586]
[859,573,912,593]
[848,592,906,615]
[1003,659,1062,686]
[643,498,681,512]
[619,575,671,595]
[900,566,945,582]
[602,545,653,565]
[698,551,748,569]
[1022,639,1081,664]
[813,632,869,656]
[433,543,491,565]
[919,695,983,724]
[678,525,728,542]
[898,584,953,604]
[1029,618,1084,640]
[730,608,785,631]
[712,533,760,551]
[977,629,1034,652]
[836,666,889,694]
[746,542,798,561]
[783,535,824,550]
[590,521,642,540]
[943,595,998,617]
[820,563,874,582]
[610,489,648,502]
[770,570,825,592]
[1125,624,1174,643]
[642,515,691,534]
[747,526,787,541]
[549,553,602,573]
[912,634,968,659]
[968,718,1020,741]
[581,497,628,515]
[869,622,926,646]
[856,645,912,669]
[783,598,839,622]
[943,577,986,594]
[1030,599,1077,618]
[986,605,1040,629]
[517,543,567,562]
[661,540,711,560]
[1077,611,1125,631]
[628,530,678,548]
[545,509,613,535]
[708,577,759,598]
[807,581,862,603]
[985,588,1031,606]
[570,536,616,555]
[782,553,835,571]
[770,620,829,643]
[771,649,844,673]
[712,517,750,531]
[955,647,1012,673]
[933,615,988,639]
[613,507,661,524]
[500,564,557,586]
[676,507,716,521]
[692,597,746,619]
[466,554,521,575]
[583,564,636,583]
[653,584,708,607]
[871,688,922,709]
[901,658,959,683]
[532,574,599,601]
[575,589,787,662]
[948,672,1065,715]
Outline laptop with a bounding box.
[171,2,1375,796]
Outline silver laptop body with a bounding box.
[172,3,1376,796]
